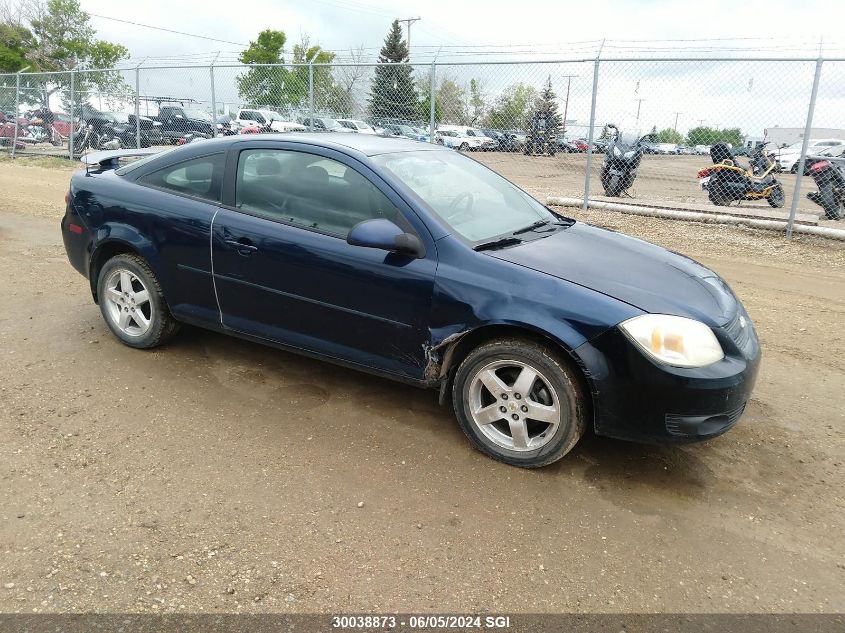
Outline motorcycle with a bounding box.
[697,142,785,208]
[71,124,120,156]
[806,158,845,220]
[600,124,654,197]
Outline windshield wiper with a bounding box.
[473,236,523,251]
[512,218,573,235]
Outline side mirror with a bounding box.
[347,219,424,258]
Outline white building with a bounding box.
[764,126,845,148]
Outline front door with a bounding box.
[211,145,437,380]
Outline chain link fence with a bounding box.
[2,55,844,234]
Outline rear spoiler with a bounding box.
[81,148,161,171]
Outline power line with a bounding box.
[88,13,249,47]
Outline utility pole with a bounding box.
[673,111,682,132]
[397,17,421,59]
[698,119,705,127]
[634,98,646,129]
[560,75,576,138]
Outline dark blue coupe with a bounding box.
[61,134,760,467]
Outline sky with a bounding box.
[61,0,845,137]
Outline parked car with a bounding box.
[556,137,587,153]
[150,105,215,143]
[337,119,377,134]
[235,109,306,133]
[436,129,488,151]
[776,138,845,173]
[439,126,496,151]
[693,144,711,155]
[62,134,760,468]
[299,116,353,133]
[381,123,423,140]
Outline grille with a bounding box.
[665,401,747,437]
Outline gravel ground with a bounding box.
[0,158,843,614]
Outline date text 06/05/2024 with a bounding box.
[331,615,512,629]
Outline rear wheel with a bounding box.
[452,338,587,468]
[459,143,468,151]
[818,183,844,219]
[97,254,179,349]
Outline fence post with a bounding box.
[582,41,604,210]
[11,67,28,159]
[786,56,824,238]
[210,52,220,138]
[134,64,142,149]
[68,68,75,160]
[308,57,315,131]
[429,62,436,143]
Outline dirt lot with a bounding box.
[0,157,844,614]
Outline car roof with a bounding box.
[174,132,442,157]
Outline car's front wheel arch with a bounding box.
[436,324,595,421]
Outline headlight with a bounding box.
[619,314,724,368]
[612,145,622,158]
[623,149,636,159]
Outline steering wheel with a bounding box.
[445,191,474,222]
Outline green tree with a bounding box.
[466,78,486,125]
[0,23,34,72]
[237,29,287,108]
[417,68,442,124]
[436,77,465,124]
[686,126,743,147]
[655,128,684,144]
[598,124,611,140]
[289,36,336,112]
[530,76,562,135]
[369,20,417,121]
[483,83,537,131]
[236,31,337,111]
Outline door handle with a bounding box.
[224,238,258,255]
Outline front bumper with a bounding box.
[574,310,761,443]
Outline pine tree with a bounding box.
[369,20,418,121]
[531,76,562,135]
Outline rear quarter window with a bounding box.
[138,153,226,202]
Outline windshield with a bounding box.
[397,125,415,135]
[261,110,283,120]
[372,150,557,242]
[612,131,643,150]
[184,109,213,121]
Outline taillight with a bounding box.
[697,168,711,178]
[67,223,83,234]
[810,160,830,173]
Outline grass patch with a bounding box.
[0,153,79,170]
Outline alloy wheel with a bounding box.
[103,268,153,337]
[467,359,561,451]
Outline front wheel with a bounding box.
[604,174,621,197]
[97,254,179,349]
[767,184,785,208]
[452,338,587,468]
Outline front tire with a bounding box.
[767,184,785,208]
[97,254,179,349]
[452,338,587,468]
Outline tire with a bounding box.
[452,338,587,468]
[605,174,621,197]
[459,143,468,151]
[818,183,844,219]
[767,184,785,208]
[96,253,179,349]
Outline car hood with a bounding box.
[489,222,738,325]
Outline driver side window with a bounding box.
[234,149,405,238]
